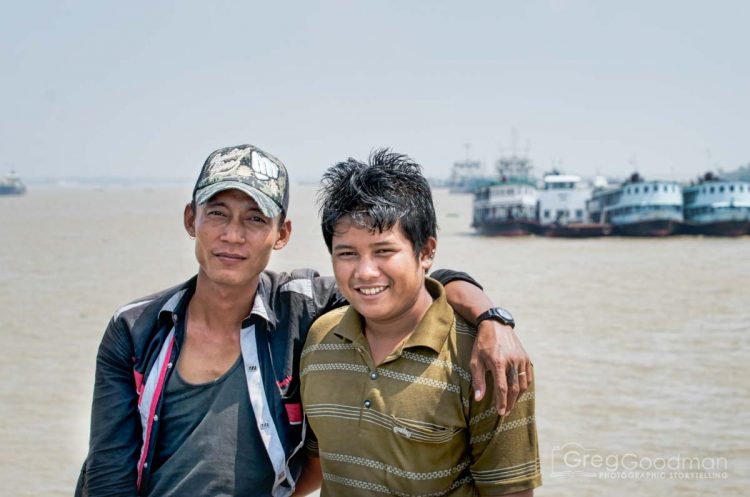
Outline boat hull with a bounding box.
[680,219,749,237]
[613,219,678,237]
[539,223,612,238]
[473,219,539,236]
[0,186,25,195]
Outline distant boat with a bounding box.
[0,171,26,195]
[586,173,683,236]
[472,154,540,236]
[535,171,611,237]
[681,172,750,236]
[448,157,494,193]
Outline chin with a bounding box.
[205,270,247,287]
[352,302,390,321]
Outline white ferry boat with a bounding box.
[535,172,610,237]
[682,173,750,236]
[586,173,683,236]
[472,155,539,236]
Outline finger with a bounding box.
[517,362,529,394]
[494,366,509,416]
[470,358,487,402]
[526,362,534,386]
[504,364,520,415]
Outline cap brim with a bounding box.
[195,181,282,218]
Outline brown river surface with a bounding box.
[0,185,748,496]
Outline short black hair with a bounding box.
[317,148,437,256]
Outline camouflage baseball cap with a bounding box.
[193,144,289,218]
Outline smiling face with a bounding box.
[331,215,436,330]
[184,189,291,290]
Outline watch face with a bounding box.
[495,307,513,321]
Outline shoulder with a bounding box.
[109,278,193,348]
[301,307,349,368]
[449,312,479,368]
[453,313,478,339]
[261,269,335,297]
[113,279,189,323]
[307,306,349,344]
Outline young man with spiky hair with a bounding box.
[300,150,541,496]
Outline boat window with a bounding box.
[544,210,550,219]
[710,187,715,193]
[634,187,639,194]
[740,185,745,192]
[730,185,735,192]
[719,186,725,193]
[576,209,583,219]
[644,186,649,193]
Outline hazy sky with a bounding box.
[3,1,748,183]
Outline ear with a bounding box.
[183,203,196,237]
[419,237,437,271]
[273,218,292,250]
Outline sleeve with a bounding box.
[79,317,142,497]
[430,269,483,290]
[468,379,541,495]
[309,274,348,318]
[304,422,320,458]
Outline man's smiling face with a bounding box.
[331,215,434,327]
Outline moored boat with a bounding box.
[536,172,610,237]
[472,154,539,236]
[586,173,683,236]
[681,173,750,236]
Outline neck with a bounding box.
[190,273,259,332]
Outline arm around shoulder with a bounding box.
[436,272,533,416]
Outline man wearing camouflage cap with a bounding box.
[75,144,533,497]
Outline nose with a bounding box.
[221,219,246,244]
[354,254,380,280]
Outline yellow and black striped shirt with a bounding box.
[300,278,541,496]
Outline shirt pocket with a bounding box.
[389,415,462,444]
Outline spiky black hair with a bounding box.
[317,148,437,256]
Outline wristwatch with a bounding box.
[475,307,515,329]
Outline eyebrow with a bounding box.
[332,240,397,251]
[205,200,266,215]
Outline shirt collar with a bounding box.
[158,276,196,324]
[246,284,272,326]
[245,275,276,328]
[402,278,453,353]
[332,277,453,353]
[157,274,276,329]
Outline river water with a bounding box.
[0,185,747,496]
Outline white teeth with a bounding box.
[359,286,386,296]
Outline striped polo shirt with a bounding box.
[300,278,541,496]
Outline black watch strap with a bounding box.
[475,307,515,329]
